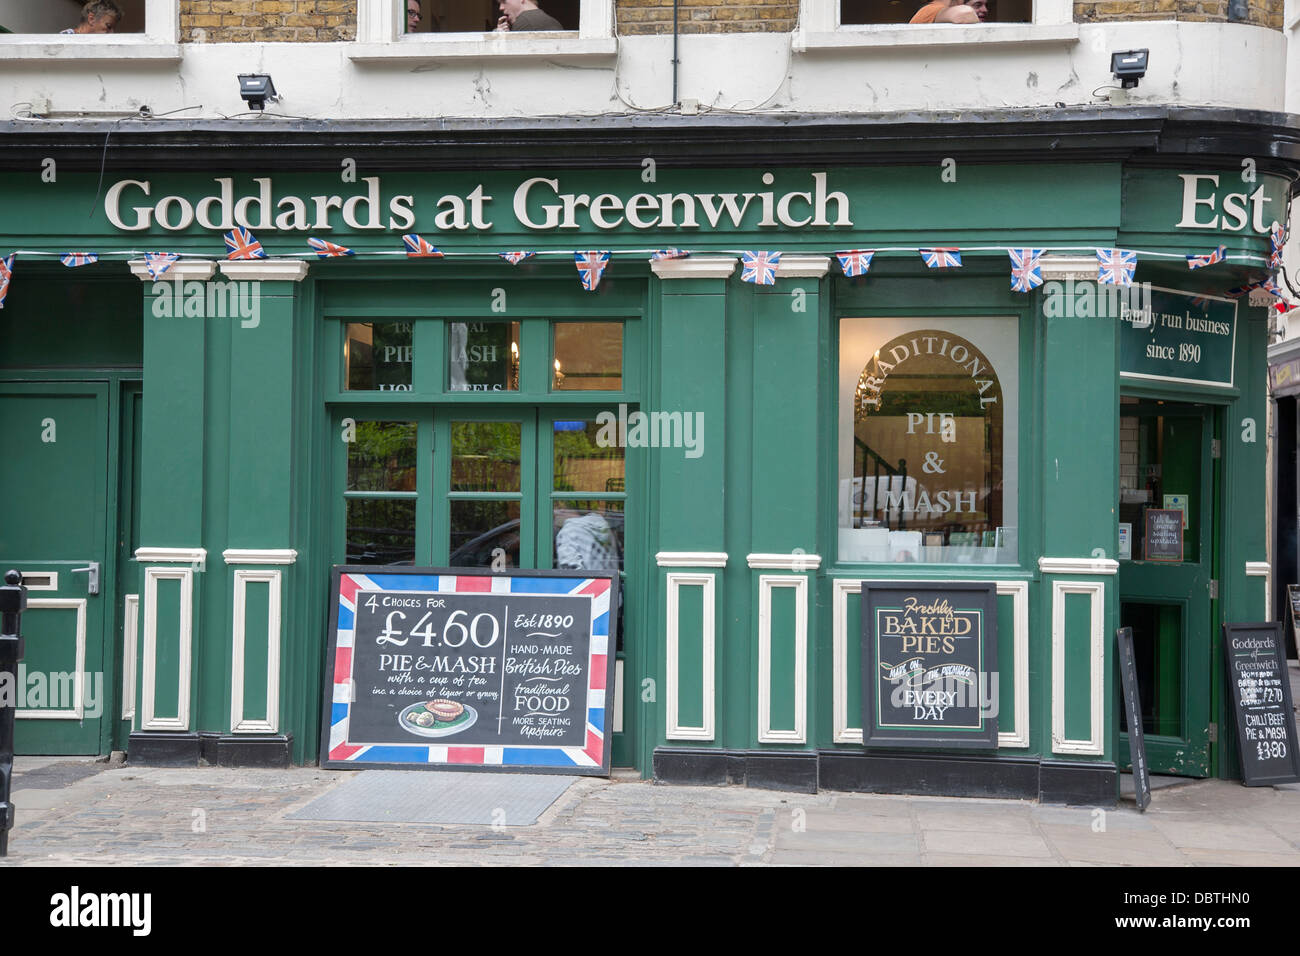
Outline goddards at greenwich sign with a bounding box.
[103,172,854,234]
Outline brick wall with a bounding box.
[1074,0,1283,29]
[616,0,798,35]
[180,0,356,42]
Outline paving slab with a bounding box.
[921,829,1055,859]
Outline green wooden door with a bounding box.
[1118,402,1213,776]
[0,383,111,754]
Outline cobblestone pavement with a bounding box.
[3,758,1299,866]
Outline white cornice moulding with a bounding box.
[651,257,737,280]
[775,255,831,278]
[223,549,298,565]
[0,40,181,61]
[136,547,207,563]
[218,260,309,281]
[656,551,728,568]
[747,553,823,570]
[1038,557,1119,575]
[128,260,215,282]
[1038,256,1097,281]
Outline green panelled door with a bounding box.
[0,383,111,753]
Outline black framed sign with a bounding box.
[1143,508,1184,562]
[1115,627,1151,811]
[861,581,999,748]
[321,566,618,775]
[1222,622,1300,786]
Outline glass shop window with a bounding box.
[345,420,418,565]
[345,322,414,392]
[448,321,521,392]
[838,317,1019,564]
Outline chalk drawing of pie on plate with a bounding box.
[399,700,478,738]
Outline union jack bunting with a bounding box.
[1225,282,1260,298]
[143,252,179,280]
[575,251,611,292]
[920,248,962,269]
[740,250,781,285]
[1096,248,1137,286]
[307,238,354,258]
[1262,275,1283,297]
[1186,245,1226,270]
[60,252,99,268]
[836,250,875,278]
[224,227,266,260]
[500,251,534,265]
[651,249,689,261]
[1007,248,1044,293]
[1271,221,1286,269]
[0,254,13,309]
[402,234,444,258]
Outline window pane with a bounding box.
[553,323,622,391]
[553,501,623,574]
[346,498,416,565]
[448,321,520,392]
[554,419,624,493]
[449,500,521,567]
[1119,407,1200,562]
[840,0,1029,24]
[838,319,1018,564]
[451,421,521,492]
[345,322,413,392]
[347,421,417,492]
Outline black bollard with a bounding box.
[0,569,27,857]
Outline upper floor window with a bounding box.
[405,1,579,33]
[840,0,1029,25]
[0,0,145,35]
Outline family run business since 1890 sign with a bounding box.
[321,567,617,775]
[860,582,999,748]
[1119,286,1237,389]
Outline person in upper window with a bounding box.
[909,0,981,23]
[965,0,990,21]
[60,0,122,34]
[495,0,564,31]
[407,0,440,33]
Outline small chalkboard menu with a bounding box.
[1144,508,1184,562]
[1222,622,1300,786]
[861,582,998,748]
[321,566,617,775]
[1115,627,1150,811]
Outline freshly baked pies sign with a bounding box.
[322,566,617,775]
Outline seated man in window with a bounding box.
[495,0,564,31]
[60,0,122,34]
[909,0,981,23]
[407,0,441,32]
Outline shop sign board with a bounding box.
[321,566,617,775]
[1221,623,1300,786]
[1119,287,1237,389]
[1115,627,1151,811]
[860,581,998,748]
[1143,509,1184,562]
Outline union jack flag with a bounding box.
[1262,275,1283,297]
[308,237,354,258]
[740,250,781,285]
[1225,282,1259,298]
[0,254,13,309]
[920,248,962,269]
[1096,248,1136,286]
[1186,245,1226,270]
[575,251,611,292]
[500,251,534,266]
[836,250,875,278]
[402,234,443,258]
[143,252,179,280]
[1007,248,1044,293]
[1271,221,1286,269]
[60,252,99,268]
[224,227,266,260]
[651,249,690,261]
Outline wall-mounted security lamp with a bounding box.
[237,73,279,111]
[1110,50,1149,90]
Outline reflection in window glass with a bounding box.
[347,422,417,492]
[449,500,522,567]
[449,322,520,392]
[553,323,622,391]
[554,420,624,493]
[838,319,1018,564]
[346,498,416,565]
[451,421,521,492]
[345,322,413,391]
[553,500,623,574]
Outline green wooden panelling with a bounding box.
[151,576,183,721]
[0,275,142,369]
[673,577,706,731]
[240,577,272,723]
[844,586,863,735]
[767,581,798,733]
[996,591,1015,739]
[1062,591,1095,744]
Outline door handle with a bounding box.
[71,562,100,596]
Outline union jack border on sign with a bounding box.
[321,566,618,775]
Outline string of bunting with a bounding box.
[0,228,1291,311]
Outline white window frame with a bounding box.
[795,0,1078,51]
[0,0,179,61]
[352,0,616,61]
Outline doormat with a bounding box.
[287,770,579,826]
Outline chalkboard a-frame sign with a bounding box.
[861,581,999,748]
[1222,622,1300,786]
[321,566,618,776]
